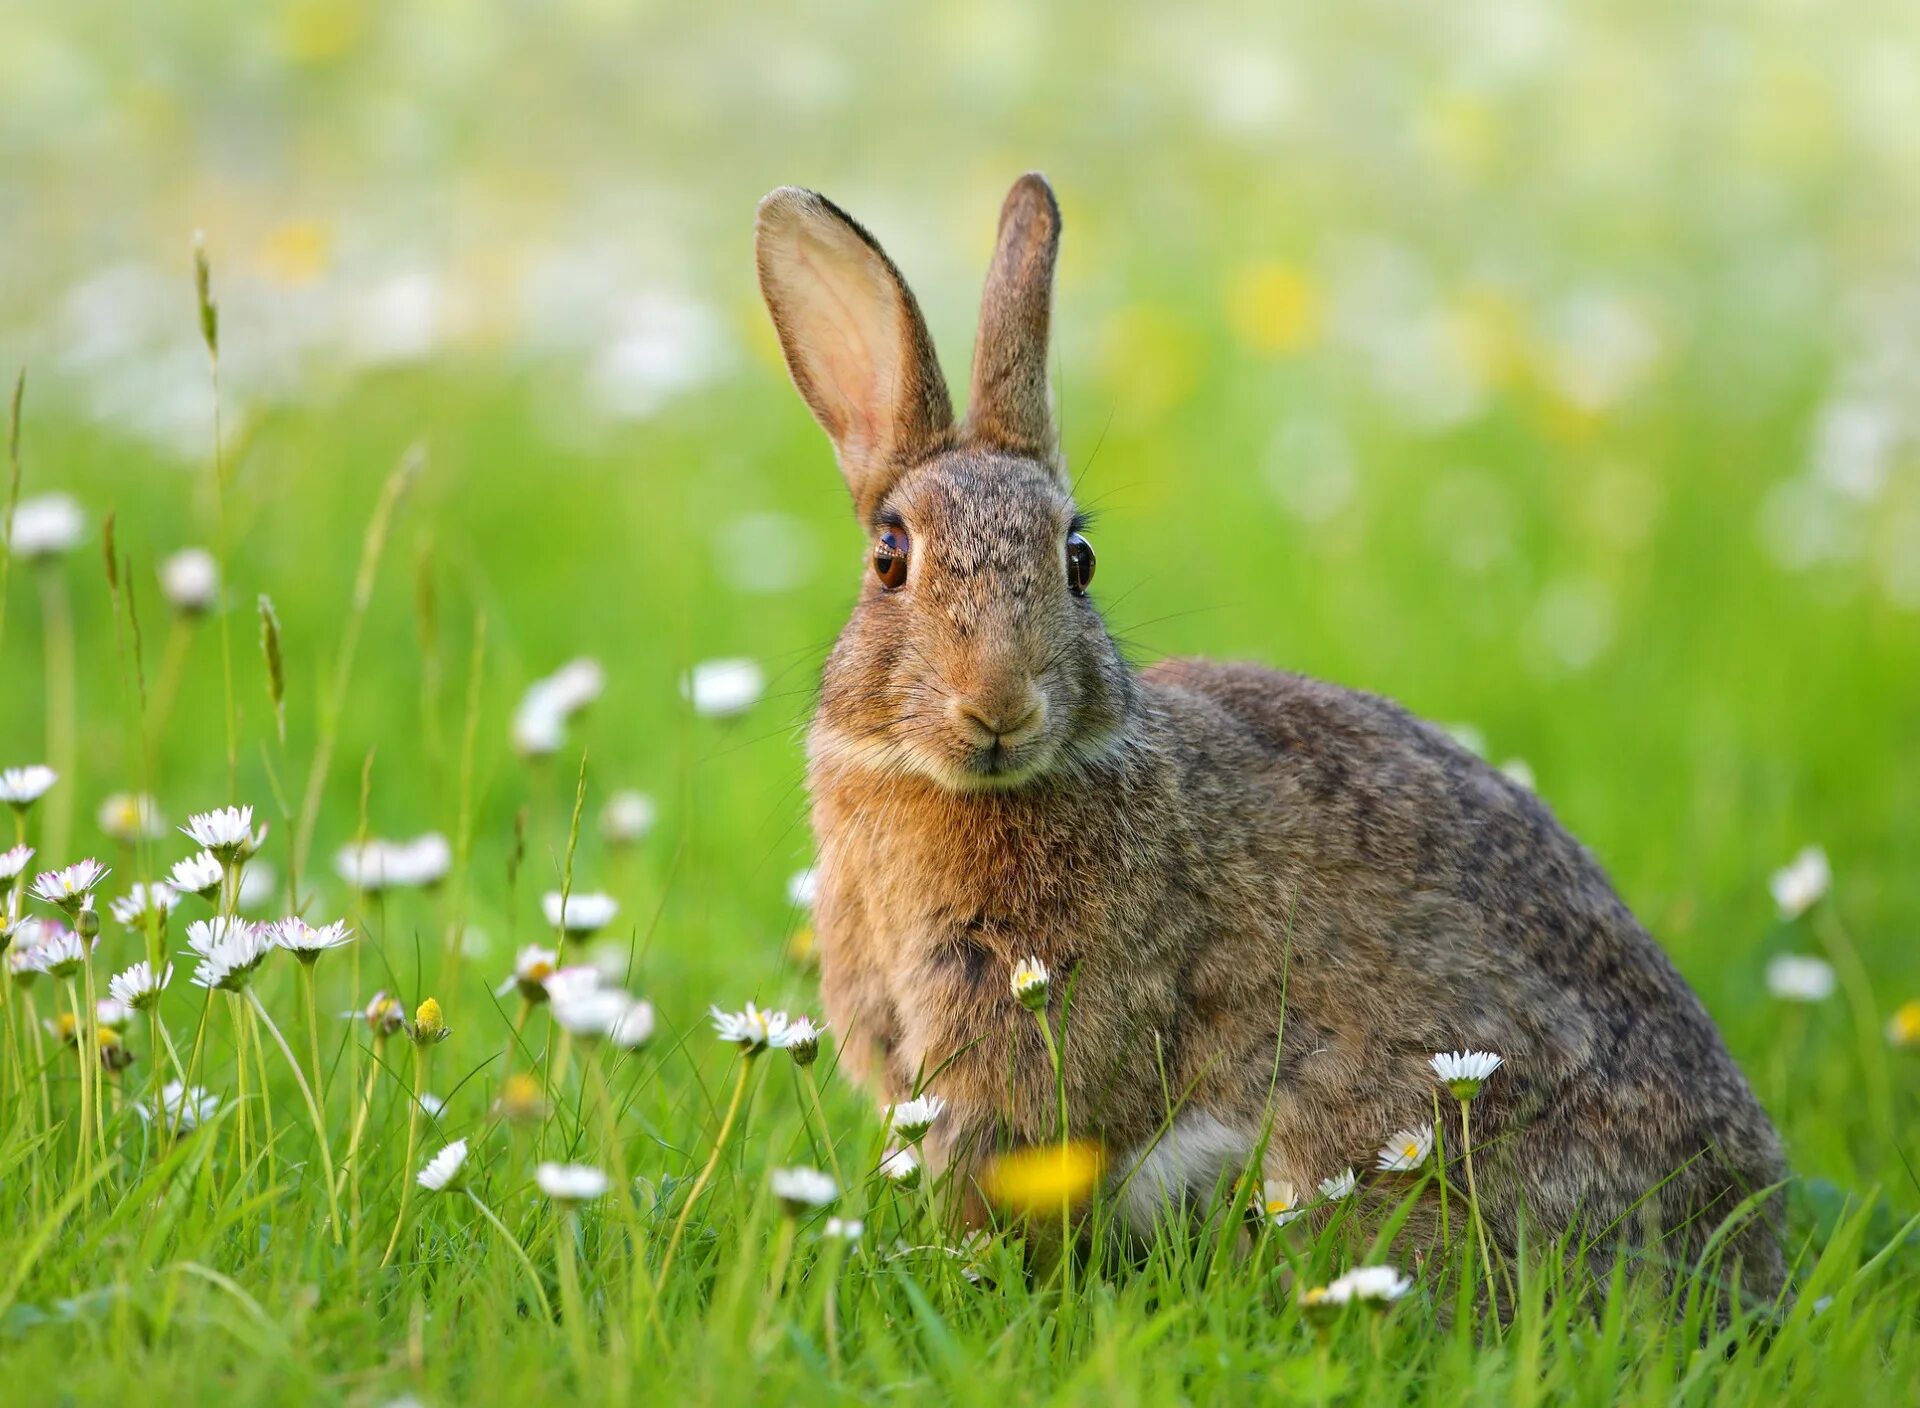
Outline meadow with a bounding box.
[4,2,1920,1404]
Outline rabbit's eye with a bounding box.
[1066,532,1096,595]
[873,528,910,589]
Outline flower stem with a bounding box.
[654,1054,754,1298]
[248,986,344,1245]
[64,977,92,1192]
[379,1044,428,1268]
[465,1187,553,1321]
[799,1064,846,1190]
[1460,1096,1499,1321]
[555,1209,592,1373]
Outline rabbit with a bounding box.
[753,172,1787,1303]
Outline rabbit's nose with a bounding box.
[951,690,1046,744]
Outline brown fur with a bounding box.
[754,175,1787,1301]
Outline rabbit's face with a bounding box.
[756,174,1113,790]
[813,449,1132,791]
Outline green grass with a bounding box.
[4,3,1920,1397]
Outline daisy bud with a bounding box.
[75,902,101,940]
[888,1093,946,1144]
[784,1016,823,1068]
[1011,955,1050,1012]
[410,996,450,1046]
[99,1027,135,1073]
[357,990,406,1039]
[880,1147,921,1190]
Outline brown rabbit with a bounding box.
[754,173,1786,1300]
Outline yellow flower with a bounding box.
[258,221,331,286]
[411,997,450,1046]
[1887,999,1920,1049]
[495,1072,548,1126]
[980,1141,1105,1216]
[1225,262,1321,356]
[787,924,817,966]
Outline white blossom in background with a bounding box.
[609,1000,655,1050]
[0,766,58,809]
[600,790,656,846]
[770,1165,839,1214]
[181,806,266,861]
[109,960,173,1010]
[543,890,618,938]
[97,792,167,842]
[1766,954,1836,1003]
[8,495,84,560]
[498,945,559,1002]
[513,657,604,757]
[159,547,220,614]
[682,658,764,719]
[710,1002,793,1054]
[139,1081,221,1133]
[1263,1179,1305,1229]
[536,1162,609,1205]
[550,984,634,1040]
[0,843,34,881]
[1770,846,1831,921]
[787,868,818,909]
[108,883,179,927]
[393,834,452,888]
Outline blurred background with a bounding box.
[2,1,1917,1181]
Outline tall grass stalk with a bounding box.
[247,985,343,1245]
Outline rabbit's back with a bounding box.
[1145,658,1786,1294]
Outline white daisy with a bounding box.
[95,997,134,1031]
[889,1093,947,1143]
[511,701,566,757]
[783,1015,824,1067]
[159,547,219,614]
[1328,1264,1413,1305]
[30,859,111,911]
[823,1216,863,1241]
[28,927,92,979]
[600,790,656,846]
[711,1002,792,1054]
[1317,1168,1357,1201]
[138,1080,221,1133]
[109,882,179,927]
[272,917,355,960]
[609,999,656,1050]
[511,658,604,756]
[0,765,58,809]
[109,959,173,1010]
[543,965,604,1008]
[682,658,764,718]
[770,1165,839,1214]
[187,922,273,991]
[184,916,253,956]
[536,1162,609,1204]
[236,861,278,911]
[169,851,224,899]
[1766,954,1836,1003]
[418,1091,446,1118]
[349,990,407,1037]
[787,868,818,909]
[1376,1124,1435,1173]
[1011,954,1051,1011]
[9,495,84,559]
[391,833,451,888]
[880,1147,921,1189]
[0,842,34,881]
[1262,1178,1306,1228]
[1430,1049,1504,1100]
[98,792,167,842]
[551,984,635,1040]
[543,890,618,937]
[335,840,394,891]
[496,944,559,1002]
[417,1138,469,1193]
[180,806,266,861]
[1770,847,1831,922]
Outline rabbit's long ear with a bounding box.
[756,188,954,516]
[966,173,1061,467]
